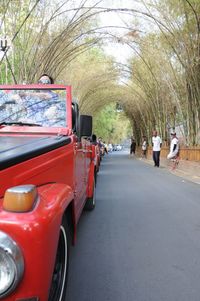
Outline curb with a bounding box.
[138,157,200,185]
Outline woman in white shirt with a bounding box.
[167,133,179,159]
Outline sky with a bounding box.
[100,8,133,63]
[0,0,150,63]
[97,0,147,64]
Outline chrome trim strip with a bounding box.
[6,184,36,194]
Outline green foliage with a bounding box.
[93,104,132,143]
[0,0,199,145]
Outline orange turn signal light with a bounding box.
[3,185,38,212]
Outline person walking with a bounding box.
[167,132,179,159]
[130,138,136,157]
[152,130,162,167]
[141,136,147,158]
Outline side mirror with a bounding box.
[79,115,92,137]
[72,102,79,133]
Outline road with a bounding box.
[66,151,200,301]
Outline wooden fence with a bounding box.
[144,147,200,162]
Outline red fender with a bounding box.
[0,182,74,301]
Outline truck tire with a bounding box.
[48,217,70,301]
[84,178,96,211]
[94,169,97,186]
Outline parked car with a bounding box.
[108,143,113,152]
[0,84,98,301]
[116,144,122,151]
[113,144,118,151]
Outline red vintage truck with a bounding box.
[0,85,97,301]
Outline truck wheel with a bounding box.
[48,217,69,301]
[94,169,97,186]
[84,178,96,211]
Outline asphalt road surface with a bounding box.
[66,151,200,301]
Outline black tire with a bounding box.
[84,178,96,211]
[94,169,97,186]
[48,216,70,301]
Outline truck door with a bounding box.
[74,137,87,221]
[73,114,92,221]
[85,139,92,183]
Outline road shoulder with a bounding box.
[137,156,200,185]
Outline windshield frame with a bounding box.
[0,84,72,135]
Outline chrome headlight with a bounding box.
[0,231,24,298]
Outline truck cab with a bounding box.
[0,84,96,301]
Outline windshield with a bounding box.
[0,89,67,127]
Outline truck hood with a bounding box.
[0,135,71,171]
